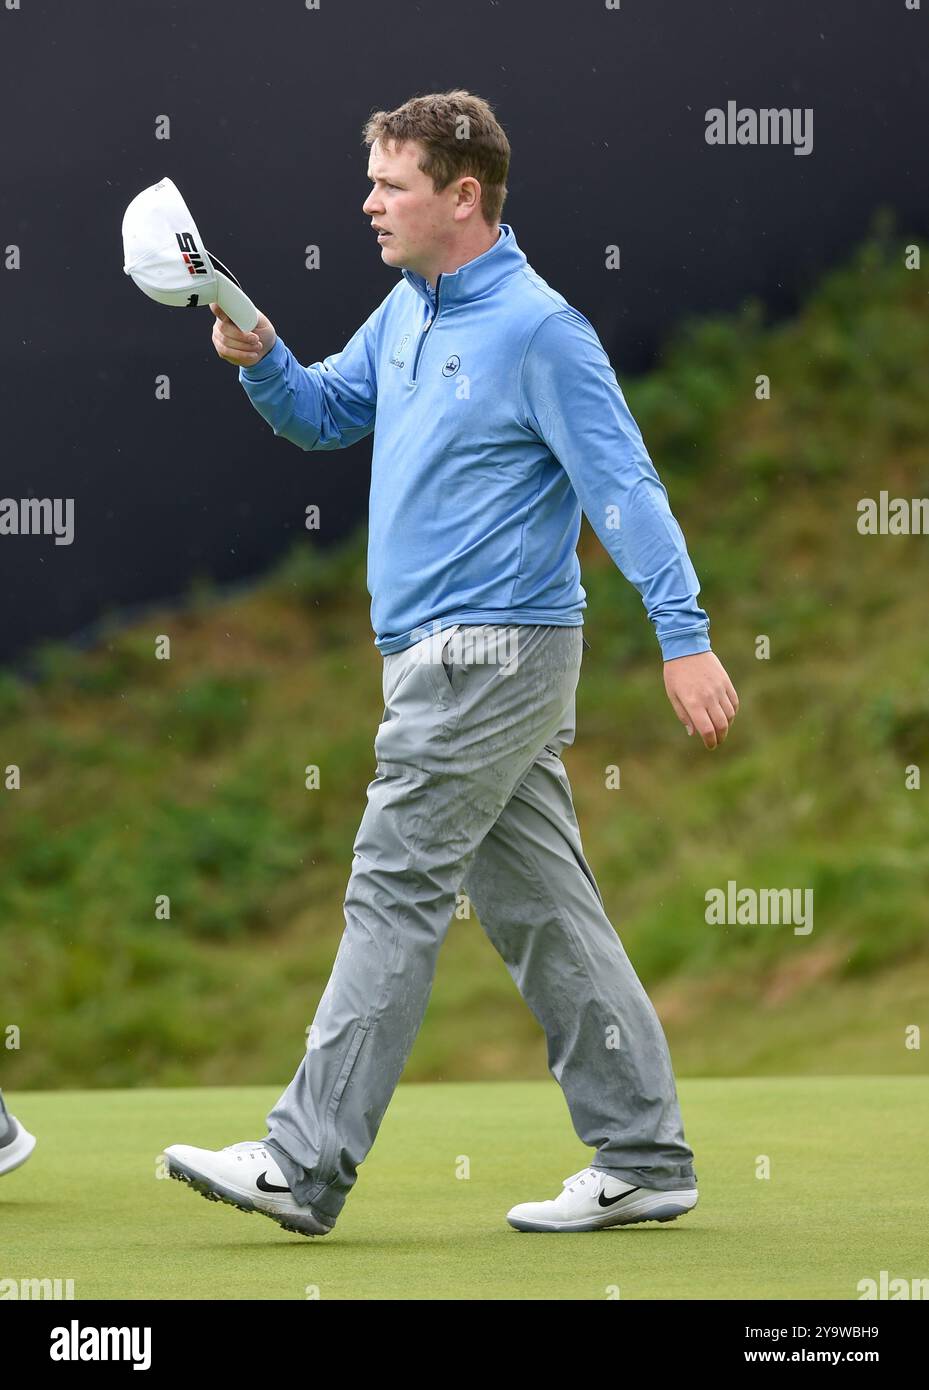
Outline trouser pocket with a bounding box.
[423,624,462,709]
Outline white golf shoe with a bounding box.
[0,1106,36,1176]
[507,1165,698,1232]
[162,1140,335,1237]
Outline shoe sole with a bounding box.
[507,1191,698,1233]
[163,1153,334,1238]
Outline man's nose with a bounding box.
[362,192,381,216]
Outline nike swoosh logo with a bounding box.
[598,1186,640,1207]
[256,1171,291,1194]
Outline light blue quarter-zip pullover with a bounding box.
[239,224,711,660]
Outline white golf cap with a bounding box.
[121,176,259,331]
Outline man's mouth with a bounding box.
[373,226,393,241]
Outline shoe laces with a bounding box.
[562,1166,604,1196]
[223,1141,268,1163]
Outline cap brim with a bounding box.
[206,250,259,332]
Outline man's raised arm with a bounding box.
[211,295,388,452]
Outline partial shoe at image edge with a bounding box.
[0,1116,37,1176]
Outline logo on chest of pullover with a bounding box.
[390,334,411,368]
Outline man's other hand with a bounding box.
[663,651,739,749]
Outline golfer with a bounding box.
[164,89,739,1236]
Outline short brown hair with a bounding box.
[362,89,510,227]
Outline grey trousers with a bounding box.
[263,624,696,1223]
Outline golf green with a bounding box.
[2,1077,926,1300]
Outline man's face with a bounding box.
[362,138,458,282]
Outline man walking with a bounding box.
[164,90,738,1236]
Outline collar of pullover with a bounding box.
[401,224,526,312]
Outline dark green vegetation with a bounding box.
[2,213,926,1088]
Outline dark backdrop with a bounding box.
[0,0,925,664]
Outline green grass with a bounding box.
[2,1079,927,1299]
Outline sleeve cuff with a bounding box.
[239,335,288,382]
[659,628,712,662]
